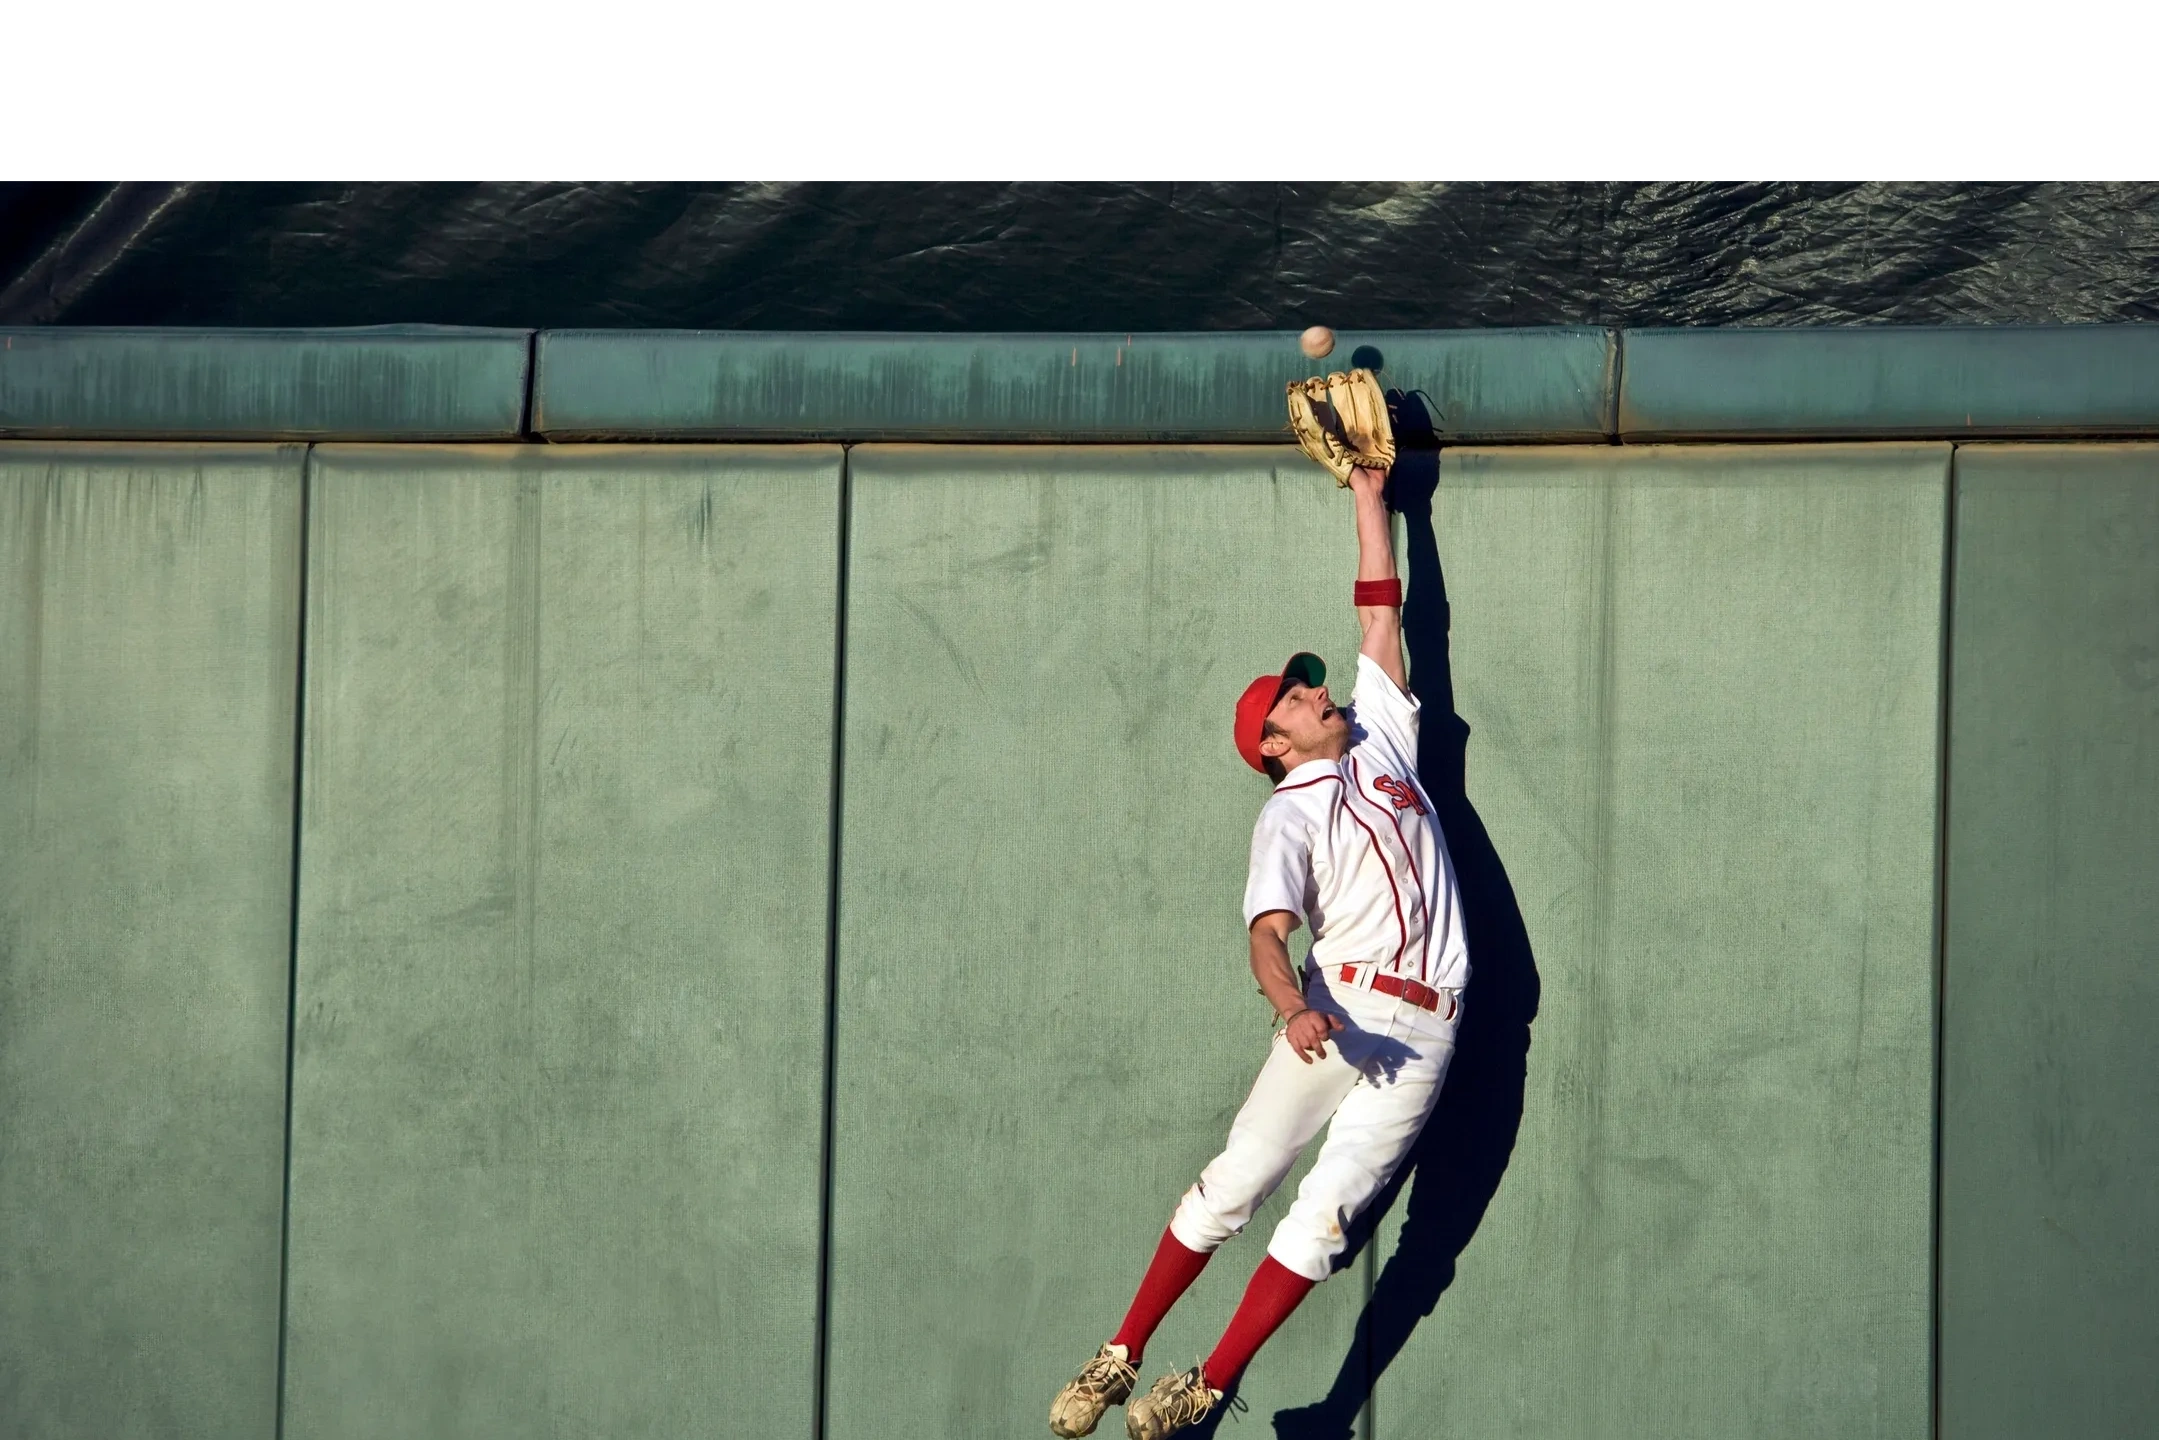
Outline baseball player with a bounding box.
[1049,458,1470,1440]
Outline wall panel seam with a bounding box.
[812,444,854,1440]
[518,334,537,439]
[1360,1238,1376,1440]
[272,443,314,1440]
[1929,443,1960,1440]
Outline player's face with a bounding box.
[1269,680,1349,756]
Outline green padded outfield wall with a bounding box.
[532,329,1617,442]
[2,443,302,1439]
[0,328,532,440]
[7,323,2156,1440]
[1366,446,1946,1439]
[1618,326,2159,440]
[282,445,841,1440]
[827,446,1378,1439]
[1941,445,2159,1440]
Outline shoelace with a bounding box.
[1176,1369,1250,1424]
[1077,1352,1135,1397]
[1164,1367,1221,1425]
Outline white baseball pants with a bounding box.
[1169,969,1461,1282]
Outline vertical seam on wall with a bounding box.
[813,444,854,1440]
[1606,328,1626,445]
[1929,443,1959,1440]
[272,443,313,1440]
[1359,1241,1376,1440]
[518,331,538,439]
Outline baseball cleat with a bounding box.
[1050,1342,1138,1437]
[1124,1365,1221,1440]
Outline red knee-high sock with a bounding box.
[1110,1227,1213,1366]
[1203,1255,1318,1390]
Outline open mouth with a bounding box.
[1322,705,1338,720]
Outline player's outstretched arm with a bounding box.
[1348,465,1407,690]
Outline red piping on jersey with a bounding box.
[1270,766,1414,975]
[1355,755,1435,983]
[1335,759,1412,974]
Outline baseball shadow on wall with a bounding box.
[1271,390,1544,1440]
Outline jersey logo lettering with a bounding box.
[1372,774,1427,815]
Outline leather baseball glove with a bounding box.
[1285,368,1395,486]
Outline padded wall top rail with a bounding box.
[529,329,1619,442]
[9,324,2159,442]
[0,326,532,440]
[1620,325,2159,439]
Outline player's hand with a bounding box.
[1284,1007,1344,1063]
[1346,464,1387,502]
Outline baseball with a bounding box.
[1299,325,1336,359]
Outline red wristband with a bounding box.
[1353,578,1402,608]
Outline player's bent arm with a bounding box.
[1249,910,1342,1064]
[1247,910,1305,1018]
[1348,465,1407,690]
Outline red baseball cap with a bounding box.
[1233,652,1327,775]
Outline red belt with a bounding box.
[1339,965,1451,1015]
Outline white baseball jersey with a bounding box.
[1240,653,1469,992]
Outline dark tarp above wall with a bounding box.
[3,182,2158,330]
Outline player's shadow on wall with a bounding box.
[1269,391,1544,1440]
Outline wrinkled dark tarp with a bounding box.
[3,182,2157,329]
